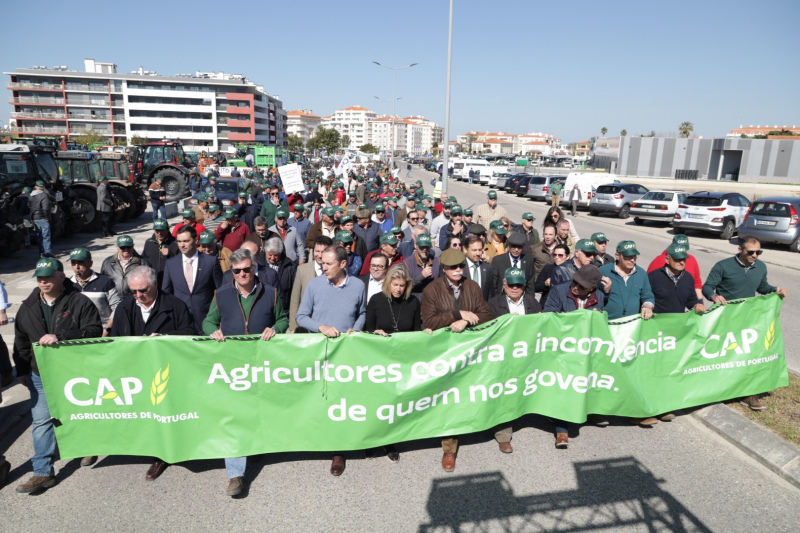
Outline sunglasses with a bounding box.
[743,249,763,256]
[552,253,566,258]
[232,267,253,274]
[450,242,461,248]
[408,217,420,221]
[508,284,524,289]
[130,288,149,294]
[270,193,280,196]
[443,263,465,270]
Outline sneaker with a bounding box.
[80,456,97,467]
[740,395,766,411]
[555,433,569,449]
[226,476,245,497]
[16,475,56,494]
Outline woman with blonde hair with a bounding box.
[365,263,421,335]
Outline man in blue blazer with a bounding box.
[162,226,222,334]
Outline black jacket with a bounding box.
[463,261,495,301]
[491,252,536,296]
[141,233,179,278]
[648,267,700,314]
[271,255,297,311]
[488,293,542,318]
[13,279,102,376]
[109,292,196,337]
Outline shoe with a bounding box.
[145,460,168,481]
[364,448,378,459]
[587,414,609,427]
[0,459,10,488]
[555,433,569,449]
[659,413,676,422]
[0,374,12,388]
[385,445,400,463]
[498,442,513,454]
[80,456,97,467]
[741,395,766,411]
[16,475,56,494]
[330,455,345,476]
[630,417,659,427]
[441,452,456,472]
[226,476,244,497]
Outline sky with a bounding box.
[3,0,800,143]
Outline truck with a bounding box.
[227,144,286,169]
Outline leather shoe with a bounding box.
[145,460,168,481]
[442,452,456,472]
[741,395,766,411]
[630,417,659,427]
[659,413,676,422]
[498,442,513,454]
[555,433,569,449]
[226,476,245,496]
[16,475,56,494]
[385,445,400,463]
[80,456,97,467]
[330,455,345,476]
[0,459,10,489]
[587,414,609,427]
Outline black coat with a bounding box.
[648,267,700,314]
[141,233,179,283]
[463,261,495,301]
[491,252,536,296]
[109,293,196,337]
[488,293,542,318]
[365,293,422,333]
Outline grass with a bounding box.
[725,372,800,448]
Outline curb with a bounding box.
[691,403,800,489]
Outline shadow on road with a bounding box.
[418,456,711,532]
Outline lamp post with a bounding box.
[441,0,454,193]
[372,61,417,169]
[374,95,401,163]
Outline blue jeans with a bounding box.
[553,419,570,435]
[151,203,166,221]
[33,219,52,256]
[29,373,57,476]
[225,457,246,478]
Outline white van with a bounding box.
[456,159,491,181]
[480,166,513,186]
[562,172,619,208]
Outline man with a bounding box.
[334,230,362,275]
[551,239,598,287]
[355,176,367,204]
[421,248,493,471]
[550,179,563,207]
[492,233,536,295]
[544,264,605,313]
[340,214,368,261]
[259,184,290,227]
[568,184,581,216]
[372,203,393,234]
[556,220,575,254]
[345,190,359,215]
[109,266,194,481]
[236,192,258,231]
[289,235,332,332]
[220,240,278,289]
[702,236,788,411]
[649,243,706,315]
[517,212,540,247]
[288,202,312,246]
[203,249,287,495]
[245,216,279,264]
[214,207,251,252]
[29,180,54,256]
[462,234,495,301]
[489,265,542,315]
[474,190,508,229]
[141,219,179,285]
[269,208,305,263]
[359,251,390,303]
[384,196,399,224]
[530,225,557,281]
[438,205,466,253]
[192,193,210,225]
[599,240,654,321]
[101,235,151,298]
[203,204,224,233]
[365,188,381,211]
[395,195,418,229]
[305,207,338,250]
[149,176,166,220]
[431,202,451,248]
[360,233,404,275]
[353,206,382,253]
[590,232,615,267]
[296,245,366,476]
[162,226,223,334]
[171,209,207,238]
[403,233,440,302]
[69,248,120,336]
[647,234,704,300]
[397,224,422,259]
[199,230,232,273]
[96,176,116,238]
[264,237,297,310]
[468,168,476,185]
[13,258,102,493]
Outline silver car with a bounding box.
[589,183,649,219]
[738,196,800,252]
[630,190,688,226]
[525,175,562,201]
[493,172,515,189]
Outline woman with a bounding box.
[484,222,507,262]
[535,243,570,308]
[543,206,579,242]
[364,263,422,462]
[444,234,463,251]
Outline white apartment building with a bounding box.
[456,130,559,154]
[5,58,287,151]
[369,115,443,156]
[321,105,377,149]
[287,109,321,145]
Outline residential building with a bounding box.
[5,58,287,151]
[727,125,800,138]
[287,109,322,145]
[321,105,377,149]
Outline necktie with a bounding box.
[184,258,194,292]
[472,263,479,282]
[513,258,519,269]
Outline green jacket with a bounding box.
[551,182,563,196]
[702,256,776,300]
[259,199,290,228]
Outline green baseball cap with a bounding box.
[416,234,432,247]
[575,239,598,253]
[450,205,463,215]
[208,203,220,213]
[292,203,305,211]
[99,176,108,182]
[321,207,336,217]
[374,203,385,212]
[334,230,354,244]
[339,214,353,224]
[463,208,473,216]
[504,268,526,286]
[69,248,91,262]
[22,186,31,193]
[35,180,45,187]
[275,209,288,219]
[667,244,689,260]
[198,231,216,245]
[224,207,238,218]
[408,183,416,189]
[380,234,399,246]
[358,203,368,210]
[33,257,63,277]
[334,206,345,214]
[348,190,357,197]
[181,208,195,219]
[390,225,403,234]
[197,193,207,202]
[672,234,689,248]
[487,190,498,199]
[591,232,608,243]
[616,240,640,256]
[448,196,458,203]
[116,235,134,248]
[238,192,248,198]
[443,202,452,209]
[153,219,169,231]
[522,212,535,221]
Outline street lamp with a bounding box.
[372,61,417,168]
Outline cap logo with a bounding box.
[37,260,48,269]
[624,243,634,249]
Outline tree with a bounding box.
[74,129,105,148]
[679,121,694,138]
[359,143,379,154]
[114,137,127,146]
[341,135,351,149]
[767,129,796,136]
[307,126,341,155]
[130,133,146,146]
[287,134,304,152]
[601,127,607,137]
[465,134,477,153]
[620,129,627,137]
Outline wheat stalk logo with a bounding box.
[150,365,170,406]
[765,320,776,350]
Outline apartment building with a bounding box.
[321,105,377,149]
[287,109,322,145]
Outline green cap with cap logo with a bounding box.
[224,207,238,218]
[198,231,216,245]
[504,268,526,285]
[448,196,458,203]
[116,235,134,248]
[667,243,689,260]
[334,230,354,244]
[181,208,195,218]
[35,180,46,187]
[238,192,248,198]
[208,204,220,213]
[487,190,498,199]
[416,234,432,247]
[617,240,640,256]
[292,203,305,211]
[321,207,335,217]
[275,209,288,218]
[153,219,169,230]
[443,202,452,209]
[575,239,598,253]
[591,232,608,243]
[374,203,385,212]
[450,205,463,215]
[339,214,353,224]
[69,248,91,262]
[522,212,534,221]
[380,234,399,246]
[464,208,473,216]
[672,234,689,248]
[390,225,403,234]
[33,257,63,277]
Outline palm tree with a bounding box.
[620,129,627,137]
[601,127,608,137]
[679,122,694,138]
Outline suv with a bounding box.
[514,176,532,196]
[589,183,649,219]
[525,175,561,201]
[738,197,800,252]
[504,173,530,194]
[673,191,751,240]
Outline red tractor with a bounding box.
[133,140,193,203]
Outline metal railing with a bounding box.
[13,126,69,134]
[9,97,65,105]
[63,84,122,92]
[67,113,117,121]
[8,82,63,90]
[10,112,66,119]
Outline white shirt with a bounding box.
[367,276,384,302]
[314,261,323,277]
[136,297,156,323]
[506,295,526,315]
[466,259,481,287]
[182,251,200,285]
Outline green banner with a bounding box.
[36,295,787,463]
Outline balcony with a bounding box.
[217,132,228,139]
[67,113,114,121]
[10,97,65,105]
[10,111,66,120]
[13,126,69,135]
[8,82,63,90]
[64,84,122,92]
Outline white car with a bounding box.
[630,190,688,226]
[673,191,751,240]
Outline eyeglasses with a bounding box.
[370,264,386,270]
[270,193,280,196]
[581,252,597,257]
[119,246,133,251]
[408,217,419,221]
[130,288,149,294]
[232,267,253,274]
[744,249,763,256]
[508,284,524,289]
[552,253,566,258]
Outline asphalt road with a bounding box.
[1,167,799,531]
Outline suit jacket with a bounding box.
[488,293,542,318]
[491,252,536,295]
[162,252,223,334]
[463,261,495,301]
[289,261,320,332]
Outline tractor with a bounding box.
[133,140,192,203]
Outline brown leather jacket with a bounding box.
[421,276,493,330]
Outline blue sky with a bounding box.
[3,0,799,143]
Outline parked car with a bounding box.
[491,172,515,189]
[630,190,688,225]
[673,191,751,240]
[504,173,530,194]
[543,176,567,203]
[525,175,562,201]
[514,176,533,196]
[188,178,240,207]
[562,172,618,209]
[589,183,649,219]
[738,197,800,252]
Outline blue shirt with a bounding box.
[296,274,366,332]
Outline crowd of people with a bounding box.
[0,160,788,497]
